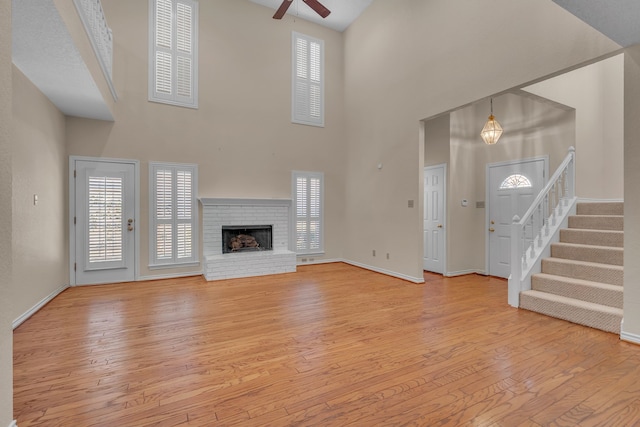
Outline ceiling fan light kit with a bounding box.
[273,0,331,20]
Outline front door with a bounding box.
[488,158,545,278]
[423,164,446,274]
[72,159,137,285]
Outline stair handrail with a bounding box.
[508,146,577,307]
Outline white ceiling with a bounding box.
[249,0,372,32]
[553,0,640,47]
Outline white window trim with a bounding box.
[148,0,199,109]
[292,31,325,127]
[292,170,325,255]
[149,162,199,269]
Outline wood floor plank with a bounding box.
[13,263,640,426]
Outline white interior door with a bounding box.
[73,159,137,285]
[424,164,446,274]
[488,159,545,278]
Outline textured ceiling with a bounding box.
[12,0,113,121]
[553,0,640,47]
[249,0,372,32]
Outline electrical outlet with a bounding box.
[301,258,307,262]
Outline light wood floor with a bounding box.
[13,263,640,426]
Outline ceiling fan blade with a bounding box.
[273,0,293,19]
[302,0,331,18]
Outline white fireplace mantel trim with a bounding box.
[199,198,292,207]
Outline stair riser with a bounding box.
[541,259,623,286]
[520,294,621,334]
[531,276,622,309]
[551,244,623,266]
[560,229,623,248]
[576,203,623,216]
[568,216,623,231]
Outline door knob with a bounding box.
[489,227,495,232]
[437,224,443,228]
[490,220,495,225]
[128,225,134,232]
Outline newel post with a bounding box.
[508,214,522,308]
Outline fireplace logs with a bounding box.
[229,234,259,251]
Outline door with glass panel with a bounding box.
[73,159,136,285]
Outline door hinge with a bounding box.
[74,262,77,271]
[74,216,76,225]
[74,169,77,178]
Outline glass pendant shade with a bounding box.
[481,114,503,145]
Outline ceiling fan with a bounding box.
[273,0,331,20]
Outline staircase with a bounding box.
[520,202,623,334]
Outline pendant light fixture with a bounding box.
[480,98,503,145]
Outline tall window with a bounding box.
[149,0,198,108]
[150,162,198,267]
[292,32,324,127]
[292,171,324,254]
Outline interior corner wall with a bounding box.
[623,44,640,338]
[522,54,624,200]
[0,0,13,424]
[342,0,620,280]
[66,0,347,279]
[12,66,68,323]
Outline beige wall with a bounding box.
[66,0,347,277]
[0,0,12,423]
[623,45,640,338]
[343,0,620,280]
[12,67,68,322]
[423,114,450,167]
[523,54,624,200]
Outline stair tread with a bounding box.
[563,228,624,234]
[533,273,623,289]
[544,257,624,270]
[521,290,623,314]
[552,242,623,251]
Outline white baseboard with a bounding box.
[297,258,342,266]
[444,269,485,277]
[137,270,203,281]
[620,320,640,345]
[8,421,17,427]
[342,259,424,283]
[13,284,69,330]
[577,197,624,203]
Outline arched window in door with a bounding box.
[499,174,532,190]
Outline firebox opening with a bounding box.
[222,225,273,254]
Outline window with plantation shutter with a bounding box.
[292,32,324,127]
[292,171,324,254]
[149,0,198,108]
[150,162,199,268]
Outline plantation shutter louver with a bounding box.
[88,175,124,266]
[292,32,324,127]
[293,171,324,254]
[150,163,198,267]
[150,0,198,108]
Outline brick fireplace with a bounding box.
[200,198,297,280]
